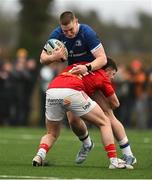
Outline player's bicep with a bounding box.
[92,46,106,58]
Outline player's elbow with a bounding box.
[40,52,44,64]
[40,50,49,64]
[40,58,43,64]
[40,54,48,65]
[111,100,120,109]
[40,57,47,65]
[108,94,120,109]
[103,56,107,66]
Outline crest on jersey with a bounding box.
[75,40,82,46]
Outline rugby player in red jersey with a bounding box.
[32,58,133,169]
[69,59,137,166]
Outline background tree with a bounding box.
[18,0,54,59]
[133,13,152,53]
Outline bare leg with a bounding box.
[40,119,61,147]
[67,111,88,138]
[92,90,129,140]
[80,104,130,169]
[81,104,114,147]
[67,111,92,147]
[92,90,136,165]
[32,118,61,166]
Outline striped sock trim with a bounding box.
[79,134,89,141]
[39,143,49,153]
[120,142,130,149]
[105,144,117,158]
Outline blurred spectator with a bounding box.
[25,58,38,124]
[0,61,14,125]
[130,59,148,128]
[147,71,152,128]
[11,49,37,126]
[12,57,30,125]
[114,58,150,129]
[16,48,28,60]
[114,64,133,127]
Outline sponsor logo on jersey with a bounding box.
[82,102,91,110]
[47,98,63,105]
[69,51,87,57]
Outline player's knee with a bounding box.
[104,116,111,126]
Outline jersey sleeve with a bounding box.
[48,27,61,39]
[101,76,115,97]
[83,25,103,53]
[94,71,115,97]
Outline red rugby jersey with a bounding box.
[48,63,114,97]
[82,70,114,97]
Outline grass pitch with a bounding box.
[0,127,152,179]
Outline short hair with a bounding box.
[60,11,75,25]
[102,57,118,72]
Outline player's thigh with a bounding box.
[67,111,81,123]
[67,91,109,127]
[92,90,112,112]
[81,103,109,127]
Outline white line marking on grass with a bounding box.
[0,175,103,180]
[0,175,58,179]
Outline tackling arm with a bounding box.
[87,46,107,71]
[92,90,120,111]
[106,93,120,109]
[70,47,107,74]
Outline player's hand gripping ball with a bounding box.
[45,39,68,61]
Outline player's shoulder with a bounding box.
[52,26,62,33]
[80,24,95,34]
[49,26,63,39]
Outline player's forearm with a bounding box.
[88,46,107,71]
[40,53,56,65]
[108,94,120,109]
[88,56,107,71]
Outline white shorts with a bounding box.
[45,88,96,121]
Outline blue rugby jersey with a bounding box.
[45,24,103,65]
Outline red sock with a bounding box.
[105,144,117,158]
[39,143,49,153]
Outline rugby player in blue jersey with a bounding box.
[40,11,136,166]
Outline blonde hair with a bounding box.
[16,48,28,58]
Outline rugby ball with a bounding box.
[44,39,68,59]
